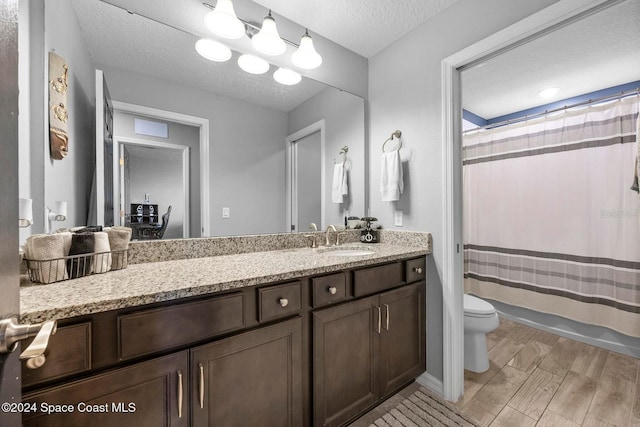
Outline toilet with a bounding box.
[463,294,499,373]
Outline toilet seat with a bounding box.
[464,294,496,317]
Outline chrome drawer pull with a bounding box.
[413,267,423,274]
[177,370,183,418]
[199,363,205,409]
[279,298,289,307]
[376,306,382,334]
[328,286,337,295]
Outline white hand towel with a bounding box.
[92,232,112,274]
[26,234,68,283]
[380,150,404,201]
[332,163,348,203]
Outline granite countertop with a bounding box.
[20,243,428,323]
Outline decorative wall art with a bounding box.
[48,52,69,160]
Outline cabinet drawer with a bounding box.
[312,273,347,307]
[22,322,91,387]
[118,293,245,360]
[353,262,403,297]
[405,257,426,283]
[258,281,301,322]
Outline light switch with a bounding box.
[394,210,403,227]
[222,207,230,218]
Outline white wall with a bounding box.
[42,0,95,230]
[367,0,560,382]
[288,87,366,226]
[99,65,288,237]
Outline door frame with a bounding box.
[440,0,618,401]
[115,137,190,238]
[111,101,211,237]
[0,0,21,421]
[286,119,326,232]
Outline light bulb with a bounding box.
[251,11,286,56]
[204,0,245,40]
[237,54,269,74]
[195,38,232,62]
[291,30,322,70]
[273,68,301,85]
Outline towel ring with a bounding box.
[334,146,349,163]
[382,130,402,153]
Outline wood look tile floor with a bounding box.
[455,318,640,427]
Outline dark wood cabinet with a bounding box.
[313,282,426,427]
[379,282,426,397]
[22,256,426,427]
[313,295,380,427]
[22,351,189,427]
[191,317,303,427]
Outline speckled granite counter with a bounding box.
[20,239,430,323]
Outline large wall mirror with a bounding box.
[22,0,366,240]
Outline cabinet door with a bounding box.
[379,282,426,397]
[313,295,380,427]
[191,317,302,427]
[22,351,189,427]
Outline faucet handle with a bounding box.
[303,234,319,248]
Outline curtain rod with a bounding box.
[464,87,640,133]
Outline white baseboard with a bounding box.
[416,372,445,398]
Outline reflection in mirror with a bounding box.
[22,0,365,239]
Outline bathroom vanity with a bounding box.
[18,237,429,427]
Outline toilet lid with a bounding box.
[464,294,495,316]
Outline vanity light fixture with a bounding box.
[251,10,287,56]
[204,0,245,39]
[195,38,232,62]
[538,87,559,99]
[19,198,33,228]
[291,29,322,70]
[237,54,270,74]
[273,67,301,85]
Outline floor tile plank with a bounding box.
[547,371,597,425]
[507,367,563,420]
[489,406,536,427]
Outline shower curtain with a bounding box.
[463,96,640,338]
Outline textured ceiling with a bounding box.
[252,0,460,58]
[71,0,639,119]
[462,0,640,119]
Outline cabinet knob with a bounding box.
[413,267,423,274]
[278,298,289,308]
[328,286,337,295]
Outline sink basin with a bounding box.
[319,248,375,257]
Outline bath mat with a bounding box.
[365,387,479,427]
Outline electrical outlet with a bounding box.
[394,210,403,227]
[222,207,230,218]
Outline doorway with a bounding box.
[116,139,189,239]
[440,0,620,401]
[286,120,326,232]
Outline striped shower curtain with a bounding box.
[463,96,640,338]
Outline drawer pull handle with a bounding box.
[376,306,382,334]
[279,298,289,308]
[328,286,337,295]
[199,363,205,409]
[384,304,390,330]
[413,267,423,274]
[177,370,183,418]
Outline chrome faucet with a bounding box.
[325,225,337,246]
[309,223,318,231]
